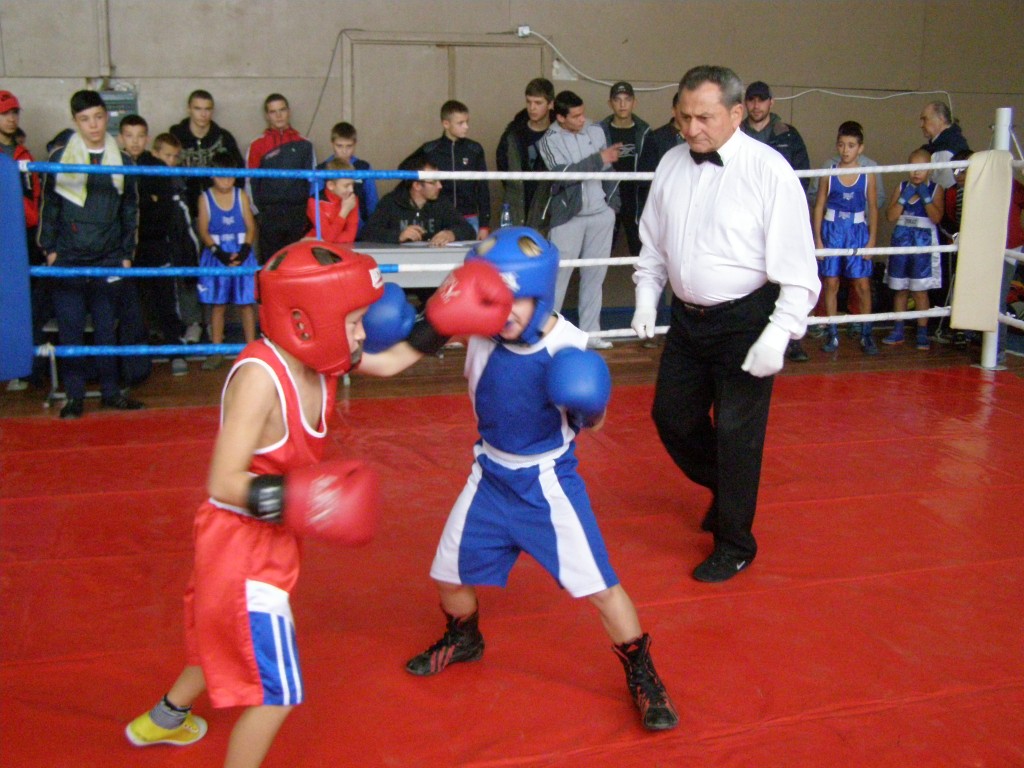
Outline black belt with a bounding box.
[673,282,776,317]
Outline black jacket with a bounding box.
[360,186,475,244]
[741,114,810,190]
[637,120,686,216]
[417,135,490,227]
[169,118,244,214]
[495,108,553,230]
[38,145,138,265]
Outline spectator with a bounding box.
[169,89,245,217]
[636,89,686,217]
[169,89,242,344]
[0,90,44,391]
[196,155,258,371]
[246,93,315,264]
[539,90,621,349]
[882,148,944,351]
[38,90,142,418]
[134,131,192,376]
[806,152,887,211]
[117,114,149,162]
[741,79,812,363]
[920,101,971,320]
[920,101,970,192]
[496,78,555,231]
[600,81,650,256]
[417,100,491,236]
[631,66,819,582]
[318,121,377,237]
[360,152,475,246]
[811,121,879,355]
[806,128,888,336]
[307,158,358,244]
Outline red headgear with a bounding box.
[0,91,20,113]
[257,240,384,376]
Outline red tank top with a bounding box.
[222,338,338,476]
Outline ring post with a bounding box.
[980,108,1014,369]
[0,154,34,382]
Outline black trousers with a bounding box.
[652,282,780,559]
[613,206,642,256]
[256,205,309,265]
[136,240,185,345]
[51,276,122,400]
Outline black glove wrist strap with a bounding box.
[407,315,449,356]
[247,475,285,522]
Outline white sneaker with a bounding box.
[587,337,613,350]
[183,323,203,344]
[6,379,28,392]
[171,358,189,376]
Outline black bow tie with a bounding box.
[690,150,723,167]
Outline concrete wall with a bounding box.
[3,0,1022,305]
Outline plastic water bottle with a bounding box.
[499,203,513,229]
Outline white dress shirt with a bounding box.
[634,128,820,338]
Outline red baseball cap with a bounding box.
[0,90,21,113]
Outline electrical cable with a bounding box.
[306,29,362,137]
[523,28,961,112]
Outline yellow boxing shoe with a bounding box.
[125,710,208,747]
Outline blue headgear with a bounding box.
[465,226,560,345]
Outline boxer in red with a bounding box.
[125,239,511,768]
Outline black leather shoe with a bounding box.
[101,394,144,411]
[693,550,754,583]
[59,398,84,419]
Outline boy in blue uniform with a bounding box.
[812,121,879,354]
[883,148,945,350]
[368,226,678,732]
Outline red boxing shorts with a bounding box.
[184,501,303,708]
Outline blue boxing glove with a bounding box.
[916,183,934,205]
[898,183,918,207]
[546,347,612,428]
[362,283,416,353]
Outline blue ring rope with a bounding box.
[25,161,417,181]
[41,343,245,358]
[28,264,400,277]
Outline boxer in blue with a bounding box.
[366,226,678,731]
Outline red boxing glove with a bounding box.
[425,260,513,337]
[283,460,380,546]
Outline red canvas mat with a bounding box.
[2,369,1023,767]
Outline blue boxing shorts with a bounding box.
[819,210,873,279]
[429,442,619,598]
[885,215,941,291]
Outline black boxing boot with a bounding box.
[405,608,484,676]
[613,633,679,731]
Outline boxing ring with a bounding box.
[2,110,1021,395]
[1,109,1023,767]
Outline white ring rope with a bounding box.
[413,160,973,183]
[16,156,1018,356]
